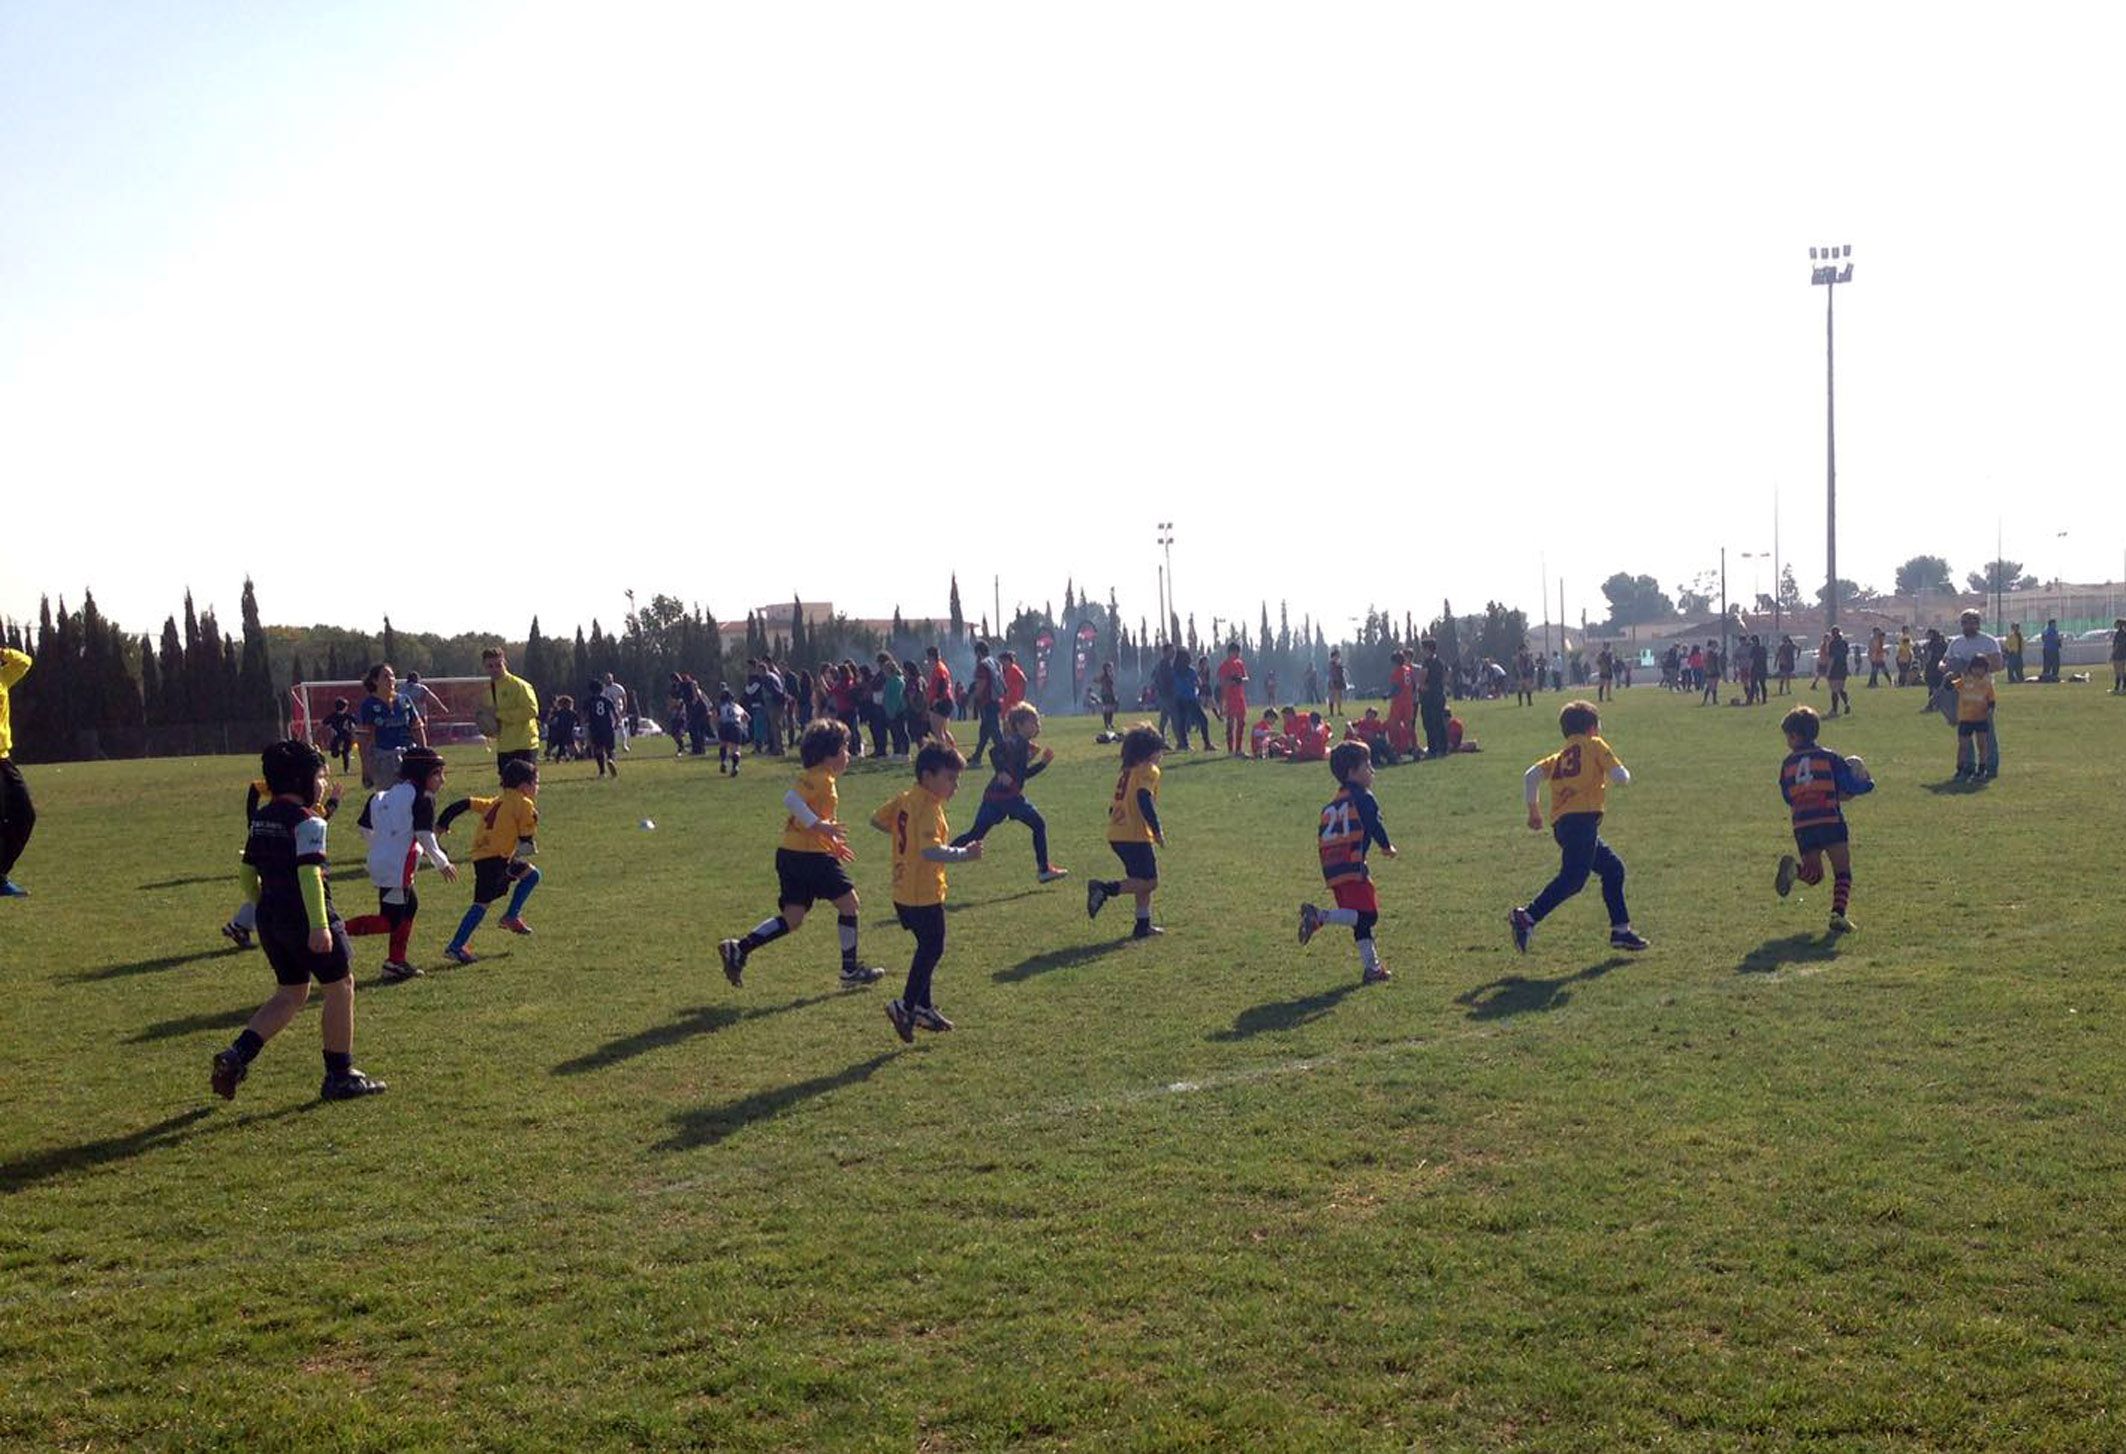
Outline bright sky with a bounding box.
[5,2,2123,645]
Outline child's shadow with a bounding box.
[1456,957,1626,1020]
[655,1052,895,1150]
[551,992,837,1075]
[993,940,1126,984]
[1736,932,1841,975]
[1921,776,1987,795]
[1208,982,1359,1040]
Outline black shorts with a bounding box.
[260,918,352,987]
[895,901,946,950]
[929,694,954,718]
[372,886,419,921]
[776,848,854,909]
[718,724,747,745]
[1793,822,1850,853]
[1109,840,1158,883]
[588,729,616,752]
[1957,720,1988,737]
[472,856,528,905]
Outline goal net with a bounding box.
[290,678,498,749]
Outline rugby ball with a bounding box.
[1844,755,1872,787]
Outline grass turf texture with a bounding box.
[2,685,2122,1451]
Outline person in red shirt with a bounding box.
[1290,711,1332,761]
[1216,643,1251,756]
[1347,707,1391,766]
[1385,650,1418,759]
[998,651,1028,712]
[922,646,958,748]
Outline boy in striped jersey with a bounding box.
[1774,706,1873,933]
[1299,741,1396,984]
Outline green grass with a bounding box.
[4,684,2124,1451]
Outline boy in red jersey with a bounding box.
[1774,706,1872,932]
[1290,711,1332,761]
[1216,642,1251,756]
[1385,650,1417,758]
[1299,741,1395,984]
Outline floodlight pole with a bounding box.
[1810,244,1855,630]
[1156,522,1176,644]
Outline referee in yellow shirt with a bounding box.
[481,647,542,781]
[1,645,35,896]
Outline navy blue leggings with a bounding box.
[953,796,1049,871]
[1528,813,1629,927]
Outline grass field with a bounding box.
[4,683,2124,1451]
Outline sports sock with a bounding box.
[505,867,541,920]
[1798,860,1824,886]
[388,917,414,962]
[740,916,790,952]
[1321,907,1360,927]
[230,1028,265,1065]
[838,913,860,969]
[323,1049,352,1078]
[1133,906,1153,938]
[449,904,486,952]
[343,914,388,937]
[1357,935,1381,975]
[1833,871,1852,915]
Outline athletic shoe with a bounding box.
[718,938,747,987]
[210,1049,248,1101]
[1509,907,1535,953]
[1086,882,1109,920]
[1298,902,1322,947]
[442,946,478,966]
[379,959,423,981]
[910,1004,955,1033]
[885,998,915,1044]
[838,963,886,988]
[1361,965,1393,985]
[1609,927,1651,952]
[1037,866,1071,884]
[1131,922,1164,939]
[1774,855,1798,899]
[320,1068,388,1101]
[1828,912,1856,934]
[498,916,533,936]
[0,879,27,898]
[221,920,254,951]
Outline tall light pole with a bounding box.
[1810,244,1855,630]
[1156,522,1176,641]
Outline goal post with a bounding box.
[290,678,498,749]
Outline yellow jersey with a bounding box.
[1535,733,1622,823]
[0,647,28,759]
[778,767,841,854]
[1953,674,1996,724]
[1106,762,1162,843]
[872,784,950,907]
[488,672,541,754]
[467,789,540,861]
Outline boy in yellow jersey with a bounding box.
[1509,701,1649,953]
[718,720,884,989]
[1087,724,1168,940]
[435,757,543,964]
[223,772,341,949]
[871,743,984,1041]
[1948,656,1997,781]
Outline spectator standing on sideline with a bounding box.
[966,641,1001,769]
[1418,639,1451,759]
[2040,618,2063,682]
[1867,628,1888,687]
[0,644,35,896]
[602,673,632,752]
[482,646,541,780]
[2002,625,2025,684]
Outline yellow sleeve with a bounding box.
[870,796,897,834]
[0,648,28,690]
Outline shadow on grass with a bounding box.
[0,1101,320,1195]
[1736,932,1842,975]
[993,940,1127,984]
[1208,982,1358,1041]
[136,874,243,891]
[128,1005,257,1043]
[655,1051,896,1150]
[553,992,839,1076]
[354,952,512,991]
[1456,957,1628,1020]
[70,946,234,981]
[1921,776,1989,795]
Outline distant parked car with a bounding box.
[2076,628,2114,644]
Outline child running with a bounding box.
[718,720,884,989]
[346,746,456,980]
[1299,740,1396,984]
[715,688,749,776]
[322,697,357,772]
[950,703,1069,883]
[1087,724,1166,939]
[435,757,543,964]
[1773,706,1873,933]
[872,743,984,1041]
[1509,701,1649,954]
[223,770,340,950]
[210,739,386,1102]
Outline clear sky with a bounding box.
[4,2,2122,645]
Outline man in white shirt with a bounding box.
[602,674,631,753]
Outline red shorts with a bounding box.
[1330,879,1378,914]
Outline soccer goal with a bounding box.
[290,678,497,748]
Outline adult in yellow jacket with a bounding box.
[1,646,35,896]
[480,646,541,781]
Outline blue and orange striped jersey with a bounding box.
[1779,747,1870,831]
[1318,785,1392,885]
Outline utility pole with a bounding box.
[1810,244,1855,629]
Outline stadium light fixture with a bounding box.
[1809,242,1855,628]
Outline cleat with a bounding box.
[221,921,254,951]
[1299,902,1322,947]
[1362,964,1393,985]
[1775,855,1798,899]
[498,916,533,936]
[718,938,746,987]
[885,998,916,1044]
[378,959,423,981]
[0,879,27,898]
[1509,907,1535,954]
[442,946,478,966]
[320,1068,388,1101]
[210,1049,248,1101]
[1086,882,1109,920]
[910,1004,955,1033]
[1037,866,1071,884]
[1609,927,1651,952]
[1828,912,1856,934]
[838,963,886,988]
[1131,923,1164,939]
